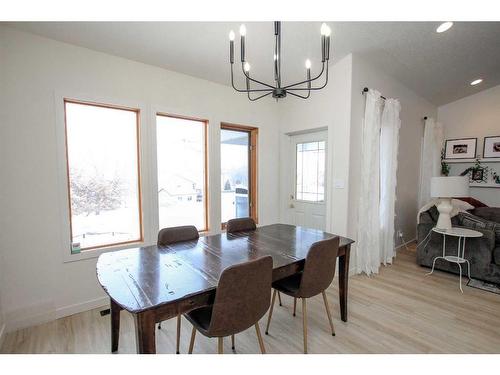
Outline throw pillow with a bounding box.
[458,212,500,244]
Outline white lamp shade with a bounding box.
[430,176,469,198]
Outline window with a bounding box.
[156,114,208,231]
[296,141,325,202]
[64,100,143,250]
[220,123,258,227]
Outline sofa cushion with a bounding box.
[470,207,500,223]
[494,247,500,266]
[428,205,440,222]
[458,212,500,244]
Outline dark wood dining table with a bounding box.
[96,223,354,354]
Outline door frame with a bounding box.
[220,122,259,229]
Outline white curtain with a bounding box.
[380,99,401,265]
[356,89,401,275]
[418,118,443,209]
[356,89,383,275]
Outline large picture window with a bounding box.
[156,114,208,231]
[220,123,258,227]
[64,100,143,250]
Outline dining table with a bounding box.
[96,223,354,354]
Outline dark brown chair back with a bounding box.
[157,225,199,246]
[298,236,340,298]
[207,256,273,337]
[226,217,256,234]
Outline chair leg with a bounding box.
[322,291,335,336]
[265,289,277,334]
[218,337,224,354]
[302,298,308,354]
[188,326,196,354]
[278,291,282,306]
[231,334,235,350]
[293,297,297,317]
[255,322,266,354]
[176,315,181,354]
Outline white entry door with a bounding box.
[287,130,327,230]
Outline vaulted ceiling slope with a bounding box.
[6,21,500,105]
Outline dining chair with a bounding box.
[265,236,340,354]
[226,217,283,308]
[186,256,273,354]
[226,217,257,234]
[157,225,199,354]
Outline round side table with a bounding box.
[427,227,483,293]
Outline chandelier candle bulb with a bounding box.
[320,23,328,36]
[306,61,311,89]
[244,63,251,90]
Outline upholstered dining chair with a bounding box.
[226,217,257,234]
[265,236,340,353]
[226,217,284,309]
[157,225,199,354]
[186,256,273,354]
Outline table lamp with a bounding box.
[430,176,469,230]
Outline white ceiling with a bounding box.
[7,21,500,105]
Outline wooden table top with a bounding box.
[96,224,354,314]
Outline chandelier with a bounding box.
[228,21,332,101]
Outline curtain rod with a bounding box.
[362,87,386,100]
[362,87,428,121]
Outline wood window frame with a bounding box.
[156,112,210,233]
[63,98,144,251]
[220,122,258,230]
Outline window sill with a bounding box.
[62,241,145,264]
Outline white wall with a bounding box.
[438,84,500,207]
[349,55,437,255]
[0,26,281,332]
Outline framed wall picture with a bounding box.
[444,138,477,159]
[483,136,500,158]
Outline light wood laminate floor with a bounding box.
[2,245,499,354]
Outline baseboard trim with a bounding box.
[55,296,109,320]
[0,323,6,349]
[4,296,110,334]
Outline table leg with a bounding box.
[110,299,121,353]
[338,244,351,322]
[134,310,156,354]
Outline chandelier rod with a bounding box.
[288,90,311,100]
[274,21,282,88]
[247,91,273,101]
[241,64,276,89]
[287,64,329,91]
[230,64,273,93]
[283,62,326,90]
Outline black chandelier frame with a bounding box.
[229,21,331,101]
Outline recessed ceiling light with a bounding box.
[470,79,483,86]
[436,22,453,33]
